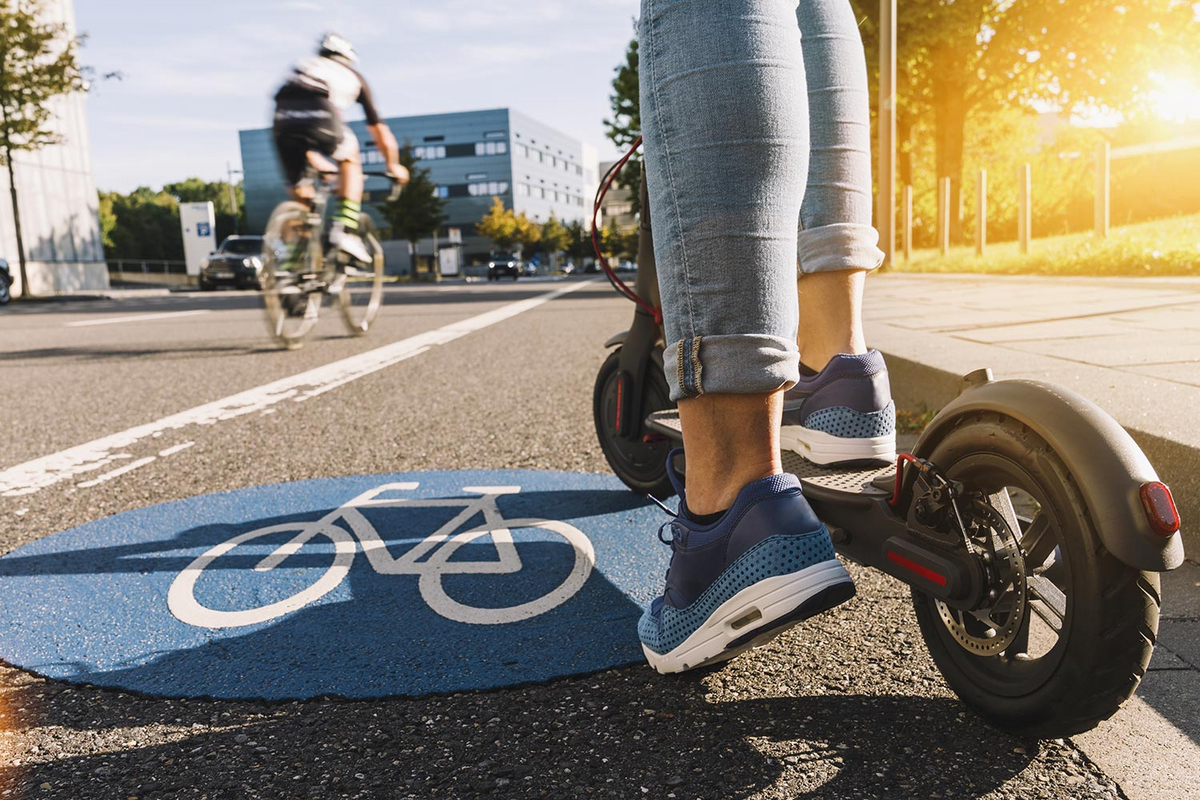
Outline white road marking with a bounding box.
[1,280,595,497]
[159,441,196,457]
[76,457,158,489]
[65,309,212,328]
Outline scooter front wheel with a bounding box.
[911,412,1160,737]
[593,347,675,498]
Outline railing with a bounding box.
[107,259,188,275]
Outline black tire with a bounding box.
[0,274,10,305]
[198,280,212,292]
[911,412,1159,737]
[593,346,676,498]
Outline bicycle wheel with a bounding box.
[417,518,596,625]
[167,520,356,629]
[261,201,323,350]
[336,216,385,336]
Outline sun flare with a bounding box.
[1151,74,1200,123]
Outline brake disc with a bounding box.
[934,498,1028,656]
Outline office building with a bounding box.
[0,0,107,294]
[240,108,599,261]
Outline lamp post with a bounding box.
[878,0,897,268]
[227,162,243,235]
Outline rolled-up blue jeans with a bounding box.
[640,0,884,401]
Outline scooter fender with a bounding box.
[914,375,1184,572]
[604,330,629,349]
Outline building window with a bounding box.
[435,186,449,198]
[467,181,510,196]
[517,183,529,196]
[446,143,477,158]
[538,187,546,199]
[414,145,446,160]
[484,130,506,139]
[549,156,557,169]
[537,151,544,163]
[475,141,508,156]
[423,135,445,142]
[467,172,487,180]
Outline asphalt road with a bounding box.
[0,280,1129,799]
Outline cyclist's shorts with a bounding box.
[272,88,345,187]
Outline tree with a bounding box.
[476,196,518,251]
[539,214,570,269]
[99,186,184,261]
[850,0,1198,242]
[0,1,88,297]
[604,36,642,214]
[163,177,244,244]
[378,144,446,276]
[564,219,594,263]
[513,211,541,256]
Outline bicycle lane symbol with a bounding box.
[167,482,597,629]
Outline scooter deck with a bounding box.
[645,410,895,498]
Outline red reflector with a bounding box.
[887,550,947,587]
[1140,482,1180,536]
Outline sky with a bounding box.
[74,0,642,193]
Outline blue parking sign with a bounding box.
[196,222,211,237]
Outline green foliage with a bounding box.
[513,211,541,254]
[163,177,244,243]
[378,145,447,249]
[604,36,641,213]
[476,196,518,250]
[99,187,184,261]
[896,212,1200,277]
[100,179,245,261]
[564,220,588,259]
[850,0,1198,241]
[539,215,570,256]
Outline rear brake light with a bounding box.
[1140,482,1180,536]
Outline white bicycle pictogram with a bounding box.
[167,482,596,629]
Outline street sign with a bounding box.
[0,471,667,700]
[180,202,217,277]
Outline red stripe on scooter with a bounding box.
[887,550,947,587]
[614,376,624,435]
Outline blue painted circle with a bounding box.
[0,471,668,699]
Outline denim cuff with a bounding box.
[663,334,800,401]
[797,223,885,275]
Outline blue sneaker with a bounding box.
[780,350,897,466]
[638,452,855,673]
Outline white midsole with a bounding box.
[643,559,852,674]
[780,424,895,466]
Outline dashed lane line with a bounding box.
[1,280,595,497]
[64,309,213,327]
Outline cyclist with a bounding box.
[272,32,409,264]
[635,0,895,674]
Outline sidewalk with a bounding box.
[865,273,1200,554]
[866,273,1200,800]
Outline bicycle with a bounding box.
[259,169,401,350]
[167,482,597,629]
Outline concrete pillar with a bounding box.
[1095,141,1110,239]
[1018,163,1032,255]
[877,0,897,268]
[938,177,951,255]
[976,169,987,257]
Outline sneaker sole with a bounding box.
[641,559,855,674]
[780,425,896,467]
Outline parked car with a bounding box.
[522,262,538,277]
[487,252,522,281]
[0,259,11,304]
[199,236,266,291]
[615,260,638,273]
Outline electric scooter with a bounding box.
[592,161,1185,738]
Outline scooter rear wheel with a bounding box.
[594,347,675,498]
[911,412,1160,737]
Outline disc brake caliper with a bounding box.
[907,460,1028,655]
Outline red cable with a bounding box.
[592,136,662,325]
[888,453,921,508]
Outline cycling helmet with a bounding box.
[318,32,358,65]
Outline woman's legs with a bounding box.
[640,0,808,513]
[794,0,881,371]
